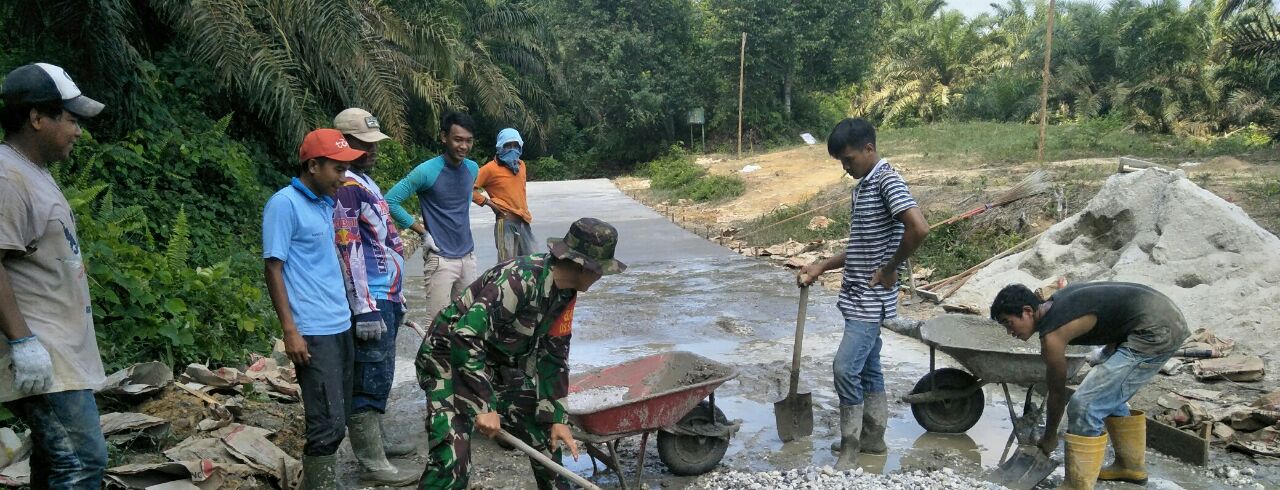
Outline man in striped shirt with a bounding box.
[798,118,929,468]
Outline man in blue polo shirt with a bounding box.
[386,112,481,319]
[263,128,364,489]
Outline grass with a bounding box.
[1242,176,1280,233]
[912,213,1028,279]
[878,120,1270,164]
[642,149,746,203]
[738,191,852,246]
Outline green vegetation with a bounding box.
[878,119,1272,164]
[641,149,746,203]
[854,0,1280,141]
[911,216,1028,279]
[738,193,854,247]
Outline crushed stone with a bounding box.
[693,466,1006,489]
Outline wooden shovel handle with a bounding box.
[496,430,601,490]
[788,286,809,397]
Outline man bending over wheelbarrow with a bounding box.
[416,218,627,489]
[990,282,1189,489]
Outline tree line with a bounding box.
[1,0,1275,370]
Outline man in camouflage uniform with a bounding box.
[416,217,626,490]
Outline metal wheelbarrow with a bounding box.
[901,314,1091,450]
[566,351,740,489]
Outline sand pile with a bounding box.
[948,168,1280,357]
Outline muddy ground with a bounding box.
[329,178,1279,489]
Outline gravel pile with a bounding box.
[693,466,1006,489]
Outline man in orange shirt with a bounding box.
[473,128,535,262]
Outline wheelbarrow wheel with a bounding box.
[909,368,984,433]
[657,401,730,476]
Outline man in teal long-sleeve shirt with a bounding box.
[385,112,481,319]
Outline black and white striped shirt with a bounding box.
[838,159,918,322]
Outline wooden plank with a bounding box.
[1146,417,1210,467]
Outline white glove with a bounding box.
[10,336,53,394]
[1086,345,1117,366]
[422,232,441,253]
[354,314,387,341]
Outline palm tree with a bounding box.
[9,0,559,150]
[854,10,983,124]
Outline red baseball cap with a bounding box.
[298,128,366,163]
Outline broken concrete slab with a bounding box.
[1193,356,1265,382]
[1230,426,1280,457]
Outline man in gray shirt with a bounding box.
[990,281,1189,488]
[0,63,108,489]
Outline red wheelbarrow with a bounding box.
[567,351,740,489]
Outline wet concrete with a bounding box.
[354,179,1249,489]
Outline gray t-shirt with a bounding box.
[1037,282,1189,355]
[0,144,105,402]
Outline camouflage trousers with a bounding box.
[420,368,568,490]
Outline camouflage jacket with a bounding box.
[416,253,576,425]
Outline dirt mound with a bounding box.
[949,168,1280,357]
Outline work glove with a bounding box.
[1086,344,1117,366]
[354,313,387,341]
[422,232,441,254]
[9,336,54,394]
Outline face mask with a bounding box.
[498,147,522,169]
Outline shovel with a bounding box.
[990,446,1058,489]
[496,430,602,490]
[774,285,813,442]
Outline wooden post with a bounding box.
[1036,0,1057,162]
[737,32,747,160]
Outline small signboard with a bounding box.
[687,108,705,125]
[800,133,817,145]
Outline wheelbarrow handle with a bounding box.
[496,430,602,490]
[788,286,809,398]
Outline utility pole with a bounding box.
[1037,0,1057,162]
[738,32,747,160]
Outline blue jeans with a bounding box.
[833,318,885,406]
[353,299,404,414]
[1067,347,1174,436]
[4,390,107,489]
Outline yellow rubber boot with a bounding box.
[1057,432,1108,490]
[1098,410,1148,484]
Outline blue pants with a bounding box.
[1067,347,1174,436]
[4,390,107,489]
[353,299,404,414]
[833,318,885,406]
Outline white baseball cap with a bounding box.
[2,63,104,118]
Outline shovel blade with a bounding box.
[773,393,813,442]
[990,447,1058,490]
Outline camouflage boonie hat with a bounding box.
[547,218,626,275]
